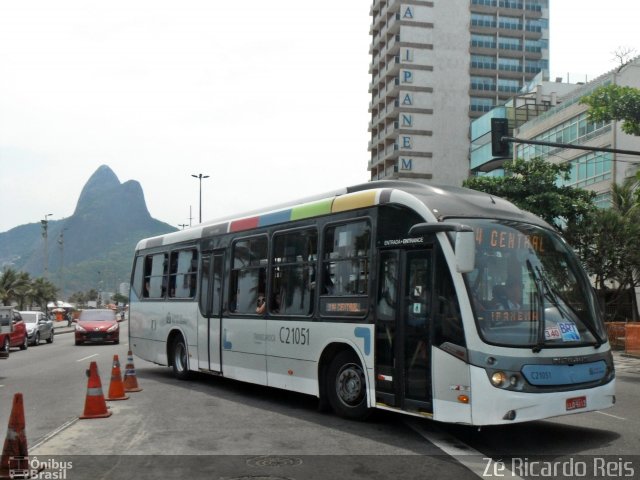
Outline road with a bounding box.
[1,322,640,479]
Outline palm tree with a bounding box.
[0,268,30,306]
[611,179,640,321]
[569,178,640,321]
[29,277,59,312]
[13,272,32,310]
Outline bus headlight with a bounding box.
[491,371,507,387]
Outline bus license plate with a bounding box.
[566,396,587,411]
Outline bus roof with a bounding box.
[135,181,551,251]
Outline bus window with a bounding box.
[377,253,398,321]
[168,249,198,299]
[432,250,466,348]
[144,253,168,299]
[320,220,371,317]
[132,255,144,299]
[322,221,370,296]
[230,236,267,314]
[199,255,211,314]
[272,229,317,315]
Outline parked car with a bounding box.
[20,311,54,346]
[0,309,28,353]
[75,309,119,345]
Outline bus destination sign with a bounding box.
[475,227,545,253]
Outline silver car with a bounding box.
[20,311,54,345]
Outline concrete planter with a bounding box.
[626,324,640,356]
[605,322,627,350]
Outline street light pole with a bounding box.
[191,173,210,224]
[58,228,68,298]
[41,213,53,278]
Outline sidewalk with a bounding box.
[51,321,75,335]
[613,350,640,374]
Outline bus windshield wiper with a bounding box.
[533,264,603,349]
[526,260,545,353]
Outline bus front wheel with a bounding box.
[171,336,191,380]
[326,350,370,420]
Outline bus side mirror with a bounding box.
[455,230,475,273]
[409,222,476,273]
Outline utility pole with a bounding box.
[58,228,68,299]
[41,213,53,278]
[178,224,188,230]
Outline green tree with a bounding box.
[86,289,99,302]
[567,179,640,321]
[13,272,32,310]
[29,278,59,312]
[0,268,30,306]
[111,292,129,306]
[580,84,640,136]
[68,291,87,306]
[463,157,596,230]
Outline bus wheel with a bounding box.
[326,350,370,420]
[171,336,191,380]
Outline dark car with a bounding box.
[0,309,28,354]
[75,309,120,345]
[20,311,54,346]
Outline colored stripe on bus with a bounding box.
[331,190,378,213]
[230,216,259,232]
[228,190,380,233]
[290,198,333,221]
[259,209,292,227]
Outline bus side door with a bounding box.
[375,248,433,412]
[198,251,224,372]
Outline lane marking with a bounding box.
[31,417,78,451]
[77,354,99,362]
[596,411,626,421]
[406,420,526,480]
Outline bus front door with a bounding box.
[197,251,224,372]
[375,249,433,413]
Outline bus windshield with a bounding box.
[460,219,605,349]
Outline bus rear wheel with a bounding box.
[326,350,370,420]
[171,336,191,380]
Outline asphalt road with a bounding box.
[2,322,640,480]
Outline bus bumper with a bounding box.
[468,365,616,426]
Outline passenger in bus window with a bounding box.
[256,294,266,314]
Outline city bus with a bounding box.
[128,181,615,425]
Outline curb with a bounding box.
[53,325,75,335]
[620,352,640,360]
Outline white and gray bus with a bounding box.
[128,181,615,425]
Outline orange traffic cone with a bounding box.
[123,350,143,393]
[80,361,112,419]
[0,393,28,479]
[106,355,129,401]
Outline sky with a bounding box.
[0,0,638,234]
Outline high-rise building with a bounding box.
[368,0,549,185]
